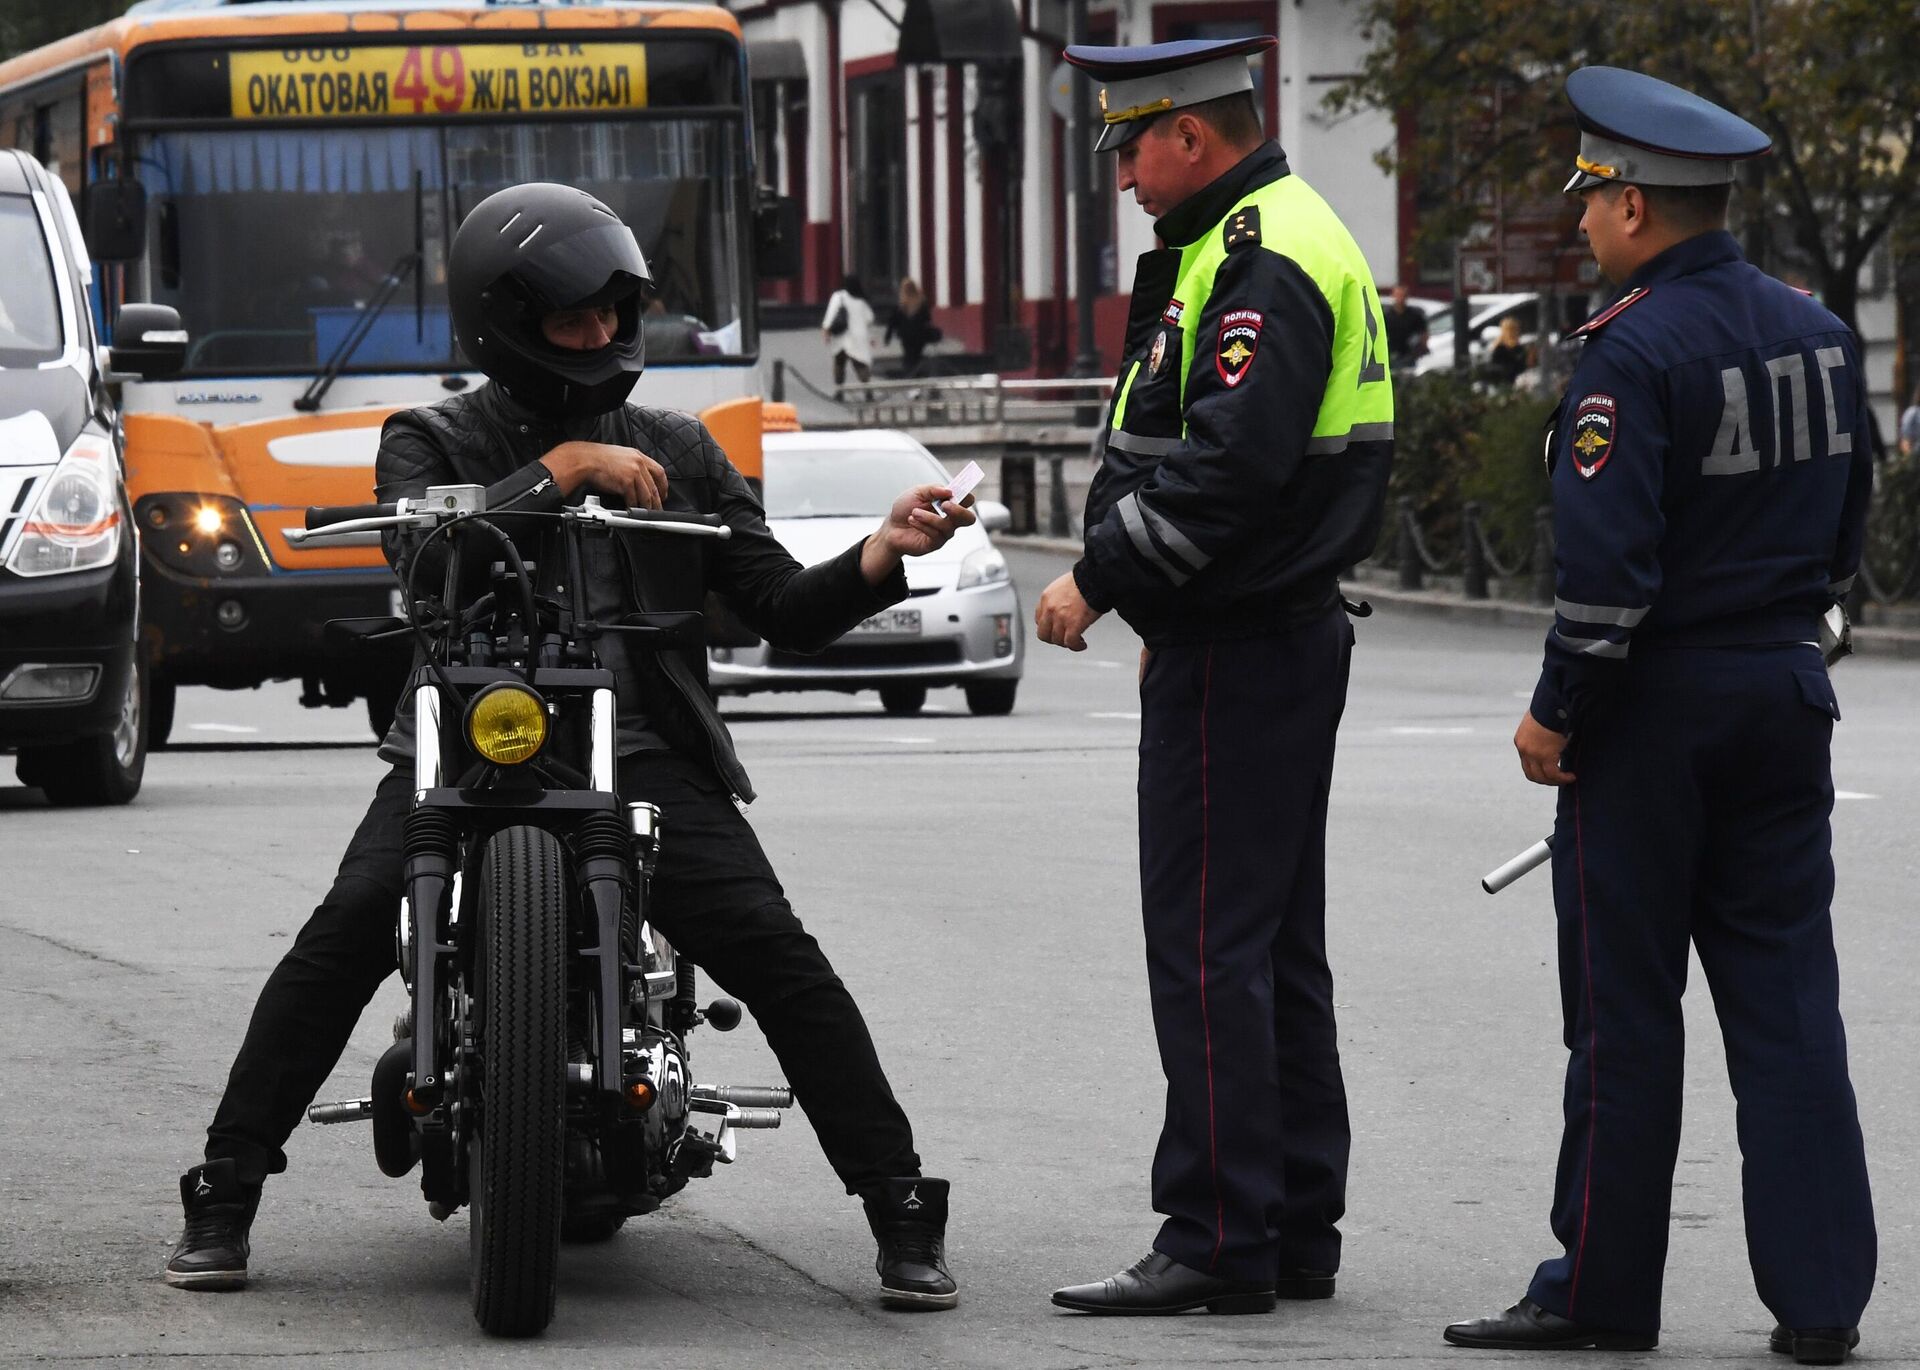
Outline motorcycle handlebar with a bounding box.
[306,502,396,530]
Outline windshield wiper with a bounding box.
[296,174,427,413]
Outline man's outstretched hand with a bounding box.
[861,485,976,584]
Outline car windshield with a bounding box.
[0,198,62,367]
[137,121,748,375]
[763,446,945,519]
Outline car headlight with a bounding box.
[465,683,548,765]
[5,435,121,578]
[956,545,1009,589]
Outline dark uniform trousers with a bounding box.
[1138,606,1355,1284]
[206,752,921,1194]
[1528,643,1875,1334]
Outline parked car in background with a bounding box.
[1412,293,1542,375]
[708,429,1024,715]
[0,150,187,804]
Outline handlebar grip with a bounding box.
[306,502,396,530]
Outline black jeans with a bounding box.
[206,752,921,1194]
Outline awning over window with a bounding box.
[898,0,1022,66]
[748,38,809,84]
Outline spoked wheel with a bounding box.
[469,825,568,1337]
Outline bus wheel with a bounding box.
[150,674,177,750]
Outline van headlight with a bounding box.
[956,545,1009,589]
[5,435,120,577]
[465,683,549,765]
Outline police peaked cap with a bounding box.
[1063,35,1274,152]
[1562,66,1771,194]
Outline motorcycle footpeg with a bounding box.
[308,1098,374,1124]
[690,1084,792,1109]
[727,1108,783,1130]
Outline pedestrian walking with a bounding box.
[1382,284,1427,369]
[1443,67,1878,1366]
[1034,34,1392,1317]
[821,274,875,387]
[1484,315,1528,386]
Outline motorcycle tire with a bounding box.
[469,825,568,1337]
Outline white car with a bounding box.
[1411,292,1542,375]
[708,429,1025,715]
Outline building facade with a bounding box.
[731,0,1400,377]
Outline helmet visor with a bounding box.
[507,220,653,314]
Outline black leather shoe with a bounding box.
[1053,1251,1276,1315]
[1770,1323,1860,1365]
[164,1159,259,1291]
[1276,1266,1335,1300]
[862,1177,957,1310]
[1443,1298,1657,1350]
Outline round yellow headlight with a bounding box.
[465,684,548,765]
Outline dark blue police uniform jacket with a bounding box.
[1523,230,1877,1335]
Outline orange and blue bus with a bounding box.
[0,0,785,742]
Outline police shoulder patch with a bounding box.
[1570,392,1617,479]
[1223,204,1261,252]
[1216,308,1263,387]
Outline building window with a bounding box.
[847,68,907,294]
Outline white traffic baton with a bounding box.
[1481,837,1552,894]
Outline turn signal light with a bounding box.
[624,1080,657,1113]
[465,683,548,765]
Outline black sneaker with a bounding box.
[165,1159,259,1291]
[862,1177,957,1310]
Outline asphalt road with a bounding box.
[2,543,1914,1368]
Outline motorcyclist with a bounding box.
[165,183,967,1310]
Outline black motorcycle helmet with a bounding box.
[449,183,650,416]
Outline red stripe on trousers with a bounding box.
[1568,783,1597,1312]
[1199,646,1225,1270]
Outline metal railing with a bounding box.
[771,360,1112,434]
[1380,491,1919,609]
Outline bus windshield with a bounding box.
[139,119,747,375]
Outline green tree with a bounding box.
[1328,0,1919,335]
[0,1,130,62]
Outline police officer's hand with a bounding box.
[1036,571,1103,652]
[540,441,668,510]
[859,484,975,585]
[1514,712,1576,786]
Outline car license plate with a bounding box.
[851,608,921,637]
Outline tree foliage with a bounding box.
[1328,0,1920,333]
[0,1,130,63]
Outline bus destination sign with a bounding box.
[229,43,650,120]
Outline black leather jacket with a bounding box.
[372,383,906,802]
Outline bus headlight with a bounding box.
[465,683,548,765]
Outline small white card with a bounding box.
[943,460,984,507]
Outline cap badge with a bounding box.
[1098,87,1108,112]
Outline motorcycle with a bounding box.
[290,482,792,1336]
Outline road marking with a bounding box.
[1835,790,1878,801]
[1084,660,1122,669]
[1089,711,1141,720]
[189,723,260,734]
[883,736,935,745]
[1386,726,1474,735]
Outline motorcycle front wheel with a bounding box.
[469,824,568,1336]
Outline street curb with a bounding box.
[1000,536,1920,660]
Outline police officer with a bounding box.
[1037,37,1392,1315]
[165,183,966,1311]
[1443,69,1877,1364]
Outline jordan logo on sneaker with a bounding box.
[903,1185,923,1211]
[193,1172,212,1197]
